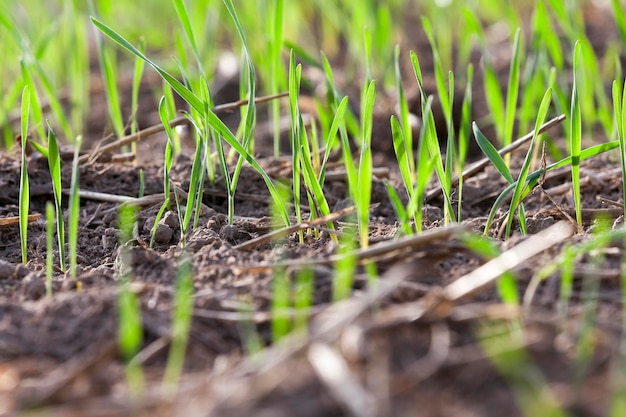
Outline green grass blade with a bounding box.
[45,202,54,297]
[91,17,204,114]
[391,115,413,199]
[19,86,30,265]
[505,87,552,237]
[570,41,583,226]
[163,255,194,395]
[473,122,514,183]
[357,80,376,248]
[504,28,521,149]
[46,122,66,271]
[319,96,349,184]
[68,135,82,279]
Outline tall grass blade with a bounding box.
[570,41,583,227]
[19,86,30,265]
[46,123,66,271]
[68,135,82,279]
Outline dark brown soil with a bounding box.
[2,4,626,417]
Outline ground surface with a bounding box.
[1,3,626,417]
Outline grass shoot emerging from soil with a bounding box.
[4,1,626,416]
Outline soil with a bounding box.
[2,3,626,417]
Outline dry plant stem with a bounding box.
[308,343,377,417]
[377,220,574,327]
[444,220,575,301]
[0,214,41,228]
[78,92,289,164]
[234,205,361,250]
[425,114,566,202]
[230,261,414,379]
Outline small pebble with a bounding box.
[21,273,46,301]
[0,260,14,280]
[153,223,173,244]
[161,211,180,230]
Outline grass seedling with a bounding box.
[271,265,291,342]
[89,0,125,140]
[392,45,414,194]
[504,88,552,237]
[456,64,474,221]
[503,28,521,154]
[117,203,145,397]
[610,235,626,415]
[477,132,620,236]
[357,80,376,248]
[294,267,314,331]
[333,229,358,301]
[389,95,437,234]
[480,323,568,417]
[92,13,290,226]
[46,122,66,271]
[570,41,583,227]
[45,202,54,297]
[410,51,455,224]
[63,0,89,137]
[19,86,30,265]
[163,255,194,396]
[288,51,304,241]
[68,135,82,278]
[269,0,285,158]
[612,78,626,219]
[20,60,45,142]
[130,38,146,142]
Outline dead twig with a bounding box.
[79,92,289,164]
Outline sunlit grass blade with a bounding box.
[19,86,30,265]
[20,60,45,142]
[318,96,349,184]
[45,202,54,297]
[269,0,285,158]
[90,2,124,138]
[457,64,474,221]
[613,79,626,219]
[385,180,412,236]
[163,255,194,395]
[422,17,450,119]
[91,17,204,113]
[288,51,303,238]
[480,324,568,417]
[92,16,289,225]
[393,46,414,180]
[482,140,620,235]
[272,265,291,341]
[117,203,144,396]
[391,115,413,199]
[46,122,66,271]
[130,38,146,138]
[505,87,552,237]
[68,135,82,278]
[504,28,522,152]
[570,41,583,227]
[410,51,455,223]
[473,123,514,184]
[357,80,376,248]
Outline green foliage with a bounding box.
[19,86,30,265]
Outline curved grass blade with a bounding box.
[46,122,66,271]
[505,88,552,237]
[570,41,582,226]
